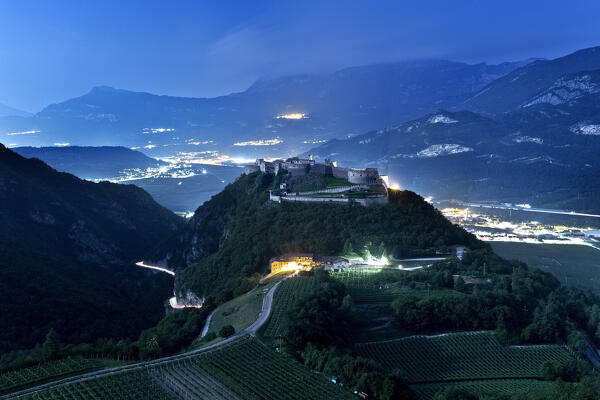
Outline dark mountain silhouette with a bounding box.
[0,143,184,352]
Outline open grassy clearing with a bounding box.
[195,273,289,347]
[355,331,573,384]
[292,175,354,192]
[491,242,600,291]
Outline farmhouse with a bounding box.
[269,254,349,274]
[270,254,315,273]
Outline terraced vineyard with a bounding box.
[0,357,117,393]
[22,370,174,400]
[189,336,353,400]
[411,379,552,400]
[261,275,317,338]
[14,336,351,400]
[149,359,240,400]
[355,331,574,383]
[330,269,406,302]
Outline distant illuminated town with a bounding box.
[275,113,307,120]
[442,206,600,247]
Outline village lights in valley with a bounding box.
[275,113,307,120]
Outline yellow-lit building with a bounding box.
[270,253,314,273]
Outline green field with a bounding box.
[491,242,600,291]
[196,273,289,347]
[293,175,354,192]
[355,331,573,384]
[0,357,123,394]
[260,275,318,339]
[411,379,552,400]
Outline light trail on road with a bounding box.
[135,261,175,275]
[136,261,203,309]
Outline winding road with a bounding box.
[3,279,285,400]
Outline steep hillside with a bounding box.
[0,143,184,353]
[463,46,600,114]
[13,146,166,180]
[0,60,523,157]
[155,171,479,302]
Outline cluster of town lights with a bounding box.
[275,113,307,120]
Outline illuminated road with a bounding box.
[136,261,203,309]
[135,261,175,275]
[4,279,284,400]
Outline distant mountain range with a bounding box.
[3,45,600,211]
[306,48,600,212]
[0,59,528,159]
[0,101,31,118]
[0,143,183,352]
[463,46,600,114]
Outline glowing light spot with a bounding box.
[275,113,307,120]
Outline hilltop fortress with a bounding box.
[244,155,383,186]
[244,156,389,206]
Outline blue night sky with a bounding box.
[1,0,599,112]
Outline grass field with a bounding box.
[197,273,289,347]
[491,242,600,291]
[355,331,573,384]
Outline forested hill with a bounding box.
[156,171,481,303]
[0,143,184,353]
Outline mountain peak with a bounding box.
[90,85,118,93]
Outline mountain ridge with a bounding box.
[0,142,184,352]
[0,58,526,156]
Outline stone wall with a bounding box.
[332,167,349,179]
[348,168,380,184]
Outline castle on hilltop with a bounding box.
[244,155,382,185]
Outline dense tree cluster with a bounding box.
[0,306,213,371]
